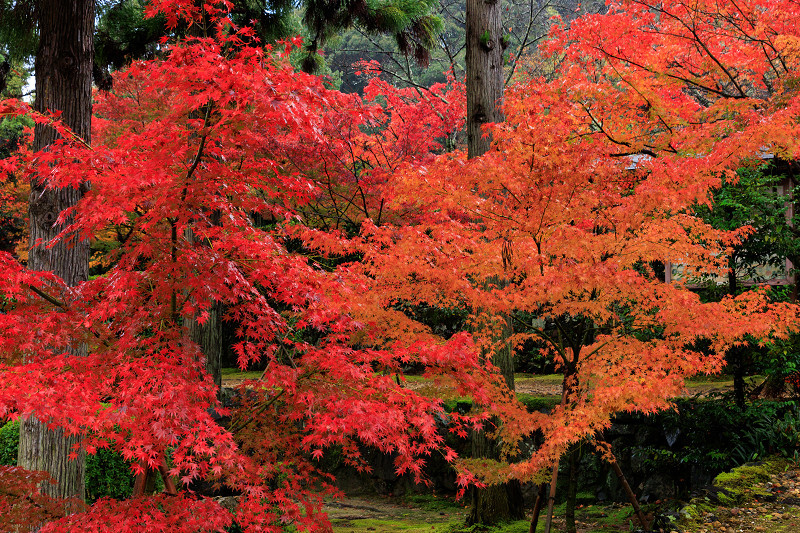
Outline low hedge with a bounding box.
[0,419,134,503]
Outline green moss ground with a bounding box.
[673,456,794,531]
[329,493,648,533]
[712,463,774,505]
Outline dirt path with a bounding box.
[222,374,738,399]
[512,377,737,399]
[325,495,467,522]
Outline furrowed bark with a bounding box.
[18,0,94,508]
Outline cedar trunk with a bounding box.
[18,0,94,504]
[466,0,518,520]
[184,225,223,392]
[186,300,223,391]
[466,0,504,158]
[467,310,524,525]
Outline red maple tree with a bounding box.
[0,3,487,531]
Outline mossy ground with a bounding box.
[712,463,774,505]
[328,457,800,533]
[672,456,800,532]
[329,494,649,533]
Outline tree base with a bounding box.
[467,480,525,526]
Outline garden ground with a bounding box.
[220,371,796,532]
[324,460,800,532]
[220,371,744,399]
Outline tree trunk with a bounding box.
[467,310,525,525]
[564,445,580,533]
[731,346,746,409]
[727,261,737,297]
[467,474,525,526]
[466,0,504,158]
[595,438,650,531]
[728,262,746,408]
[543,460,559,533]
[465,0,519,522]
[544,366,577,533]
[18,0,94,505]
[528,483,547,533]
[182,101,223,393]
[186,300,223,391]
[184,218,223,392]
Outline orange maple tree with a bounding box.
[356,0,800,491]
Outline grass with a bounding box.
[517,393,562,412]
[539,501,641,533]
[405,494,464,513]
[330,502,646,533]
[330,493,467,533]
[220,368,264,380]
